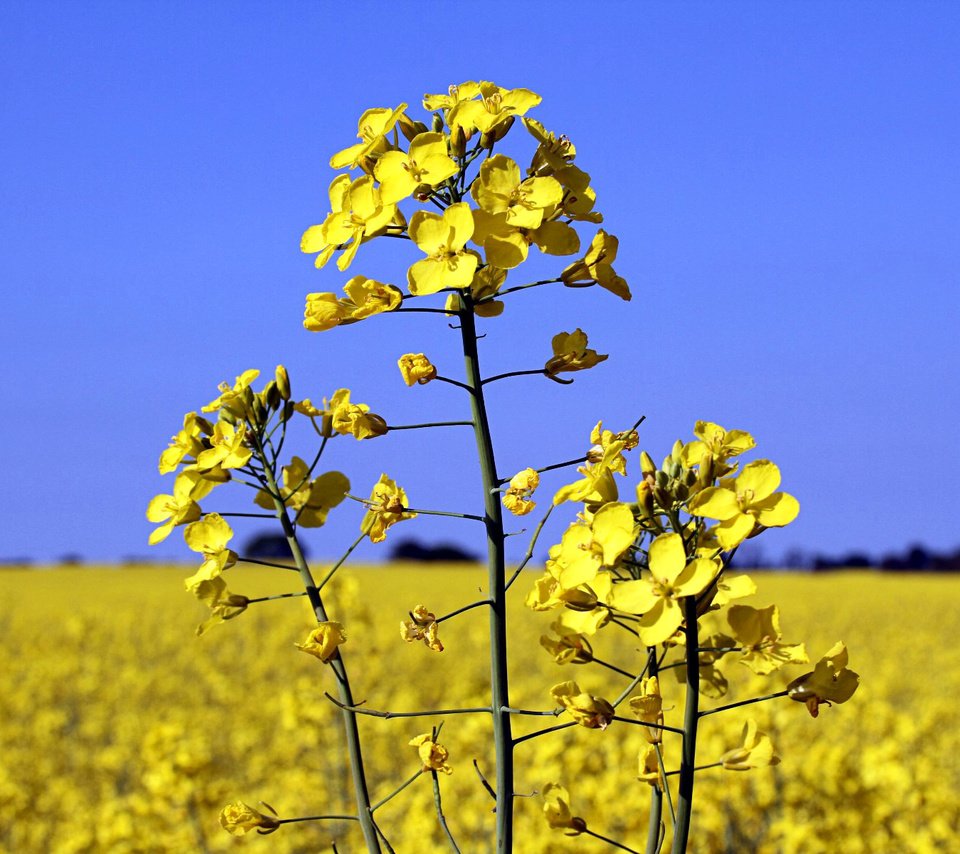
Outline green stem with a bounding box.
[644,650,664,854]
[458,298,513,852]
[256,440,381,853]
[431,771,461,853]
[388,420,474,430]
[317,534,366,592]
[370,770,423,812]
[671,597,700,853]
[698,690,789,718]
[584,829,644,853]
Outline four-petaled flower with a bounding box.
[502,467,540,516]
[401,605,444,652]
[219,802,281,836]
[295,622,347,663]
[397,353,437,386]
[787,641,860,717]
[375,132,458,204]
[550,681,615,729]
[407,203,478,295]
[361,474,416,543]
[541,782,587,835]
[544,329,608,377]
[409,733,452,774]
[561,229,630,301]
[721,719,781,770]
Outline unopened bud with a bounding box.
[398,114,427,143]
[263,381,281,411]
[450,126,468,159]
[640,451,657,477]
[275,365,290,400]
[431,112,445,133]
[479,115,515,148]
[586,443,604,464]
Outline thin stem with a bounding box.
[431,771,461,853]
[324,694,492,719]
[664,762,723,777]
[480,278,562,300]
[246,591,308,605]
[503,707,563,717]
[432,375,475,393]
[212,512,276,518]
[504,504,553,590]
[655,743,676,826]
[698,690,789,719]
[402,507,486,523]
[370,771,423,813]
[388,420,474,430]
[584,829,643,854]
[481,368,548,386]
[277,814,359,825]
[254,437,381,853]
[592,656,639,679]
[238,556,299,571]
[524,455,588,481]
[511,721,575,746]
[317,534,366,592]
[671,596,700,854]
[645,649,664,854]
[458,298,514,852]
[436,599,489,625]
[610,717,687,737]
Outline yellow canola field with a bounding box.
[1,566,958,853]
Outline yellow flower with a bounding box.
[218,801,280,836]
[191,576,249,636]
[361,474,416,543]
[301,174,397,271]
[446,81,541,134]
[327,388,388,440]
[423,81,484,112]
[473,154,562,229]
[182,513,239,591]
[158,412,212,474]
[608,533,718,646]
[721,719,780,770]
[541,782,586,835]
[401,605,443,652]
[202,369,260,415]
[329,103,407,171]
[546,504,636,592]
[409,733,452,774]
[561,229,630,300]
[253,457,349,528]
[687,459,800,550]
[146,470,212,545]
[787,641,860,717]
[550,681,615,729]
[374,132,457,204]
[397,353,437,386]
[544,329,608,377]
[552,436,627,506]
[680,420,756,469]
[638,745,661,787]
[341,275,403,321]
[539,621,593,665]
[295,622,346,662]
[727,604,809,675]
[303,292,349,332]
[502,467,539,516]
[407,203,478,295]
[628,677,664,744]
[195,420,252,471]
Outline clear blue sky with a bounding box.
[3,2,958,566]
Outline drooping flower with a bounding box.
[218,801,280,836]
[629,677,664,744]
[608,533,718,646]
[638,745,661,787]
[397,353,437,386]
[401,605,444,652]
[361,474,416,543]
[539,621,593,665]
[727,604,809,675]
[407,203,478,295]
[342,276,403,321]
[295,622,347,663]
[327,388,387,440]
[550,681,615,729]
[329,103,408,171]
[541,782,586,835]
[544,329,608,377]
[687,460,800,550]
[502,467,539,516]
[253,457,349,528]
[787,641,860,717]
[409,733,452,774]
[721,719,780,770]
[561,230,630,300]
[191,576,249,636]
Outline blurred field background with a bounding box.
[1,565,958,853]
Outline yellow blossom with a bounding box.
[787,642,860,717]
[721,719,780,770]
[202,369,260,415]
[397,353,437,386]
[146,470,212,545]
[550,681,615,729]
[253,457,349,528]
[401,605,444,652]
[295,622,346,663]
[473,154,562,229]
[195,420,251,471]
[218,802,280,836]
[443,81,541,135]
[158,412,212,473]
[608,533,718,646]
[629,677,664,744]
[407,202,478,295]
[361,474,416,543]
[409,733,452,774]
[300,174,397,271]
[638,745,662,787]
[540,621,593,665]
[541,782,587,835]
[303,292,349,332]
[342,276,403,321]
[561,229,630,300]
[544,328,608,377]
[192,576,249,636]
[687,460,800,550]
[727,604,809,675]
[327,388,387,440]
[374,132,457,204]
[680,420,756,469]
[329,103,407,171]
[502,467,539,516]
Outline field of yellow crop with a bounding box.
[1,566,958,853]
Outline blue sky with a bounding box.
[2,2,958,565]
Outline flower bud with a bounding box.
[640,451,657,477]
[275,365,290,400]
[431,112,445,133]
[262,380,281,411]
[480,115,515,148]
[398,113,428,142]
[450,125,468,159]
